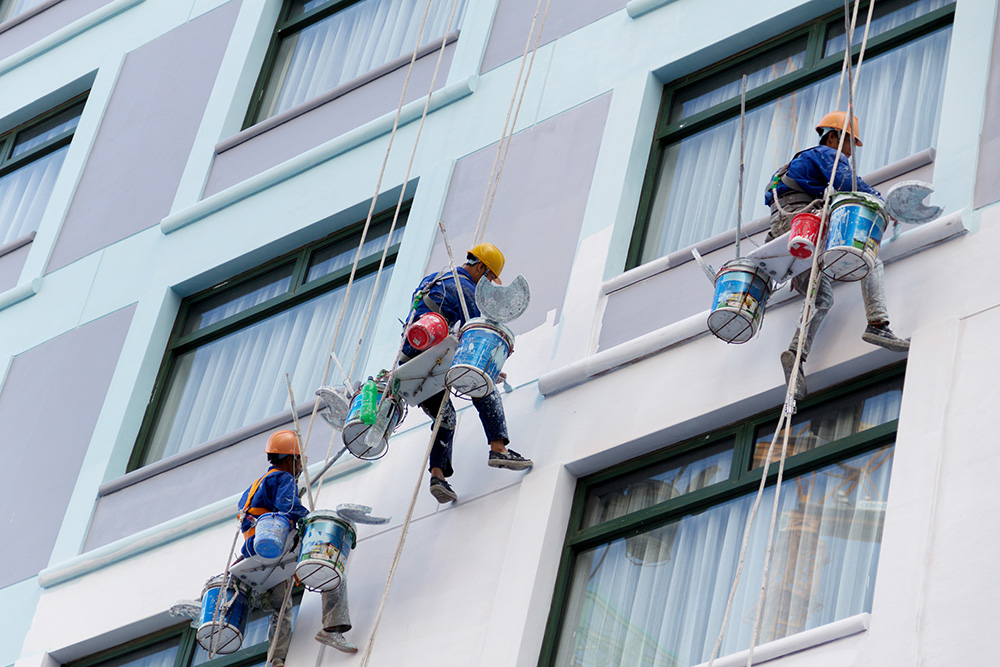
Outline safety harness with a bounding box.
[411,268,450,316]
[239,468,281,540]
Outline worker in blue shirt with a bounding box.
[401,243,531,504]
[765,111,909,400]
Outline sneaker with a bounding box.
[862,322,910,352]
[780,350,807,401]
[488,448,533,471]
[315,630,358,653]
[429,476,457,503]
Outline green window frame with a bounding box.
[538,364,905,666]
[0,92,87,246]
[627,0,955,269]
[129,206,407,471]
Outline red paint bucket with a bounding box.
[406,312,449,350]
[787,212,821,259]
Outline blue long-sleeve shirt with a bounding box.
[401,266,481,358]
[238,466,309,558]
[764,145,881,206]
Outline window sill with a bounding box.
[691,612,870,667]
[605,148,937,296]
[0,230,35,258]
[101,401,319,495]
[0,275,41,312]
[626,0,680,20]
[540,207,967,396]
[219,31,460,154]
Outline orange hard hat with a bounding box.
[815,111,863,147]
[265,430,300,456]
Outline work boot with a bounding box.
[862,322,910,352]
[429,476,457,503]
[315,630,357,653]
[780,350,807,401]
[488,448,533,470]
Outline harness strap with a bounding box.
[240,468,281,540]
[415,268,449,316]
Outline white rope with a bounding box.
[438,220,472,324]
[264,581,294,667]
[736,75,747,259]
[285,373,316,510]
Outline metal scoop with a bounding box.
[885,180,943,225]
[475,274,531,323]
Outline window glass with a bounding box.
[582,438,734,529]
[555,445,893,666]
[182,263,296,336]
[92,639,181,667]
[287,0,332,20]
[0,145,69,245]
[824,0,952,56]
[639,26,950,262]
[307,216,405,282]
[752,376,902,467]
[255,0,468,121]
[11,102,85,158]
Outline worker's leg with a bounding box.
[789,271,834,361]
[267,579,294,666]
[474,388,531,470]
[419,391,458,502]
[314,580,357,653]
[860,258,909,351]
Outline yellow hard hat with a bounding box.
[468,242,505,278]
[815,111,863,147]
[265,430,300,456]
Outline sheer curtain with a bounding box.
[641,27,951,263]
[1,0,48,22]
[146,269,393,462]
[259,0,469,119]
[556,446,894,667]
[98,639,180,667]
[0,146,68,245]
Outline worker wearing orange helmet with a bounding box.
[764,111,909,400]
[400,242,532,504]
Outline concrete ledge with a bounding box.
[541,210,967,397]
[160,75,478,235]
[692,613,870,667]
[0,276,42,312]
[40,457,369,588]
[626,0,680,19]
[0,231,35,258]
[218,31,460,153]
[0,0,146,76]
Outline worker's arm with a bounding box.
[271,471,310,522]
[797,146,882,199]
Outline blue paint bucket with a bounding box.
[707,259,773,344]
[295,511,357,592]
[253,513,292,561]
[820,192,888,281]
[342,384,403,460]
[445,318,514,398]
[196,575,249,654]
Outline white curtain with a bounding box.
[0,145,68,245]
[147,269,393,462]
[641,26,951,263]
[555,445,895,667]
[260,0,469,119]
[1,0,48,22]
[100,639,180,667]
[824,0,952,56]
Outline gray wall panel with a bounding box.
[481,0,626,73]
[0,305,135,587]
[428,93,611,334]
[0,0,113,61]
[46,0,241,273]
[203,42,457,197]
[975,4,1000,209]
[0,241,30,292]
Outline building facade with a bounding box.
[2,0,999,666]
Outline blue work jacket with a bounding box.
[238,466,308,558]
[401,266,481,358]
[764,145,881,206]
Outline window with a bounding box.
[0,95,86,246]
[540,367,903,667]
[130,208,407,470]
[0,0,48,23]
[628,0,954,267]
[245,0,469,125]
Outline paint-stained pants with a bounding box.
[268,578,351,661]
[419,388,509,478]
[768,203,890,360]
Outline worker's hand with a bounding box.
[498,372,507,383]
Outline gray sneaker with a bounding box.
[315,630,357,653]
[862,322,910,352]
[429,476,457,503]
[780,350,807,401]
[488,448,533,470]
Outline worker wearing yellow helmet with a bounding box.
[764,110,909,401]
[400,241,532,504]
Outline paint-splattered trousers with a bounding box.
[768,200,889,360]
[268,578,351,662]
[418,388,509,478]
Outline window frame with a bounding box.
[128,204,408,472]
[537,363,905,666]
[625,1,956,270]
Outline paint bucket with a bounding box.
[197,575,250,654]
[295,511,357,592]
[406,312,449,351]
[342,381,403,460]
[253,513,293,562]
[787,212,821,259]
[707,258,773,344]
[819,192,888,281]
[445,318,514,398]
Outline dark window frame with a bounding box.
[128,204,408,472]
[0,92,88,187]
[537,363,905,666]
[625,1,956,270]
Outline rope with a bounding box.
[706,2,877,664]
[472,0,554,245]
[736,75,747,259]
[438,220,472,324]
[285,373,316,510]
[264,581,294,667]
